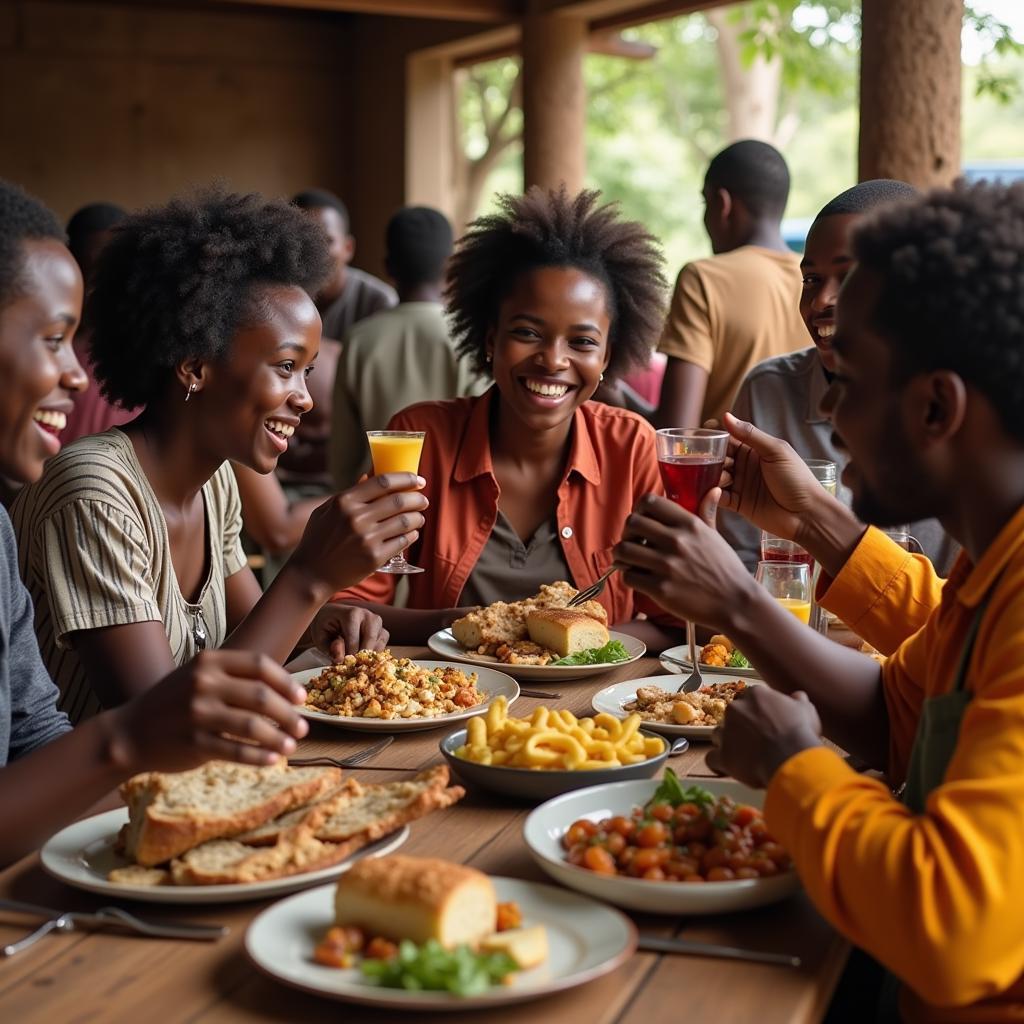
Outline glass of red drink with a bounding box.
[760,531,814,568]
[655,428,729,514]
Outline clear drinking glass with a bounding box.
[805,459,838,496]
[760,531,814,568]
[366,430,426,575]
[656,428,729,671]
[883,525,924,554]
[755,560,812,625]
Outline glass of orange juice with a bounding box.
[366,430,426,575]
[755,560,811,625]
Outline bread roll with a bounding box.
[479,926,548,969]
[334,855,496,949]
[527,608,609,658]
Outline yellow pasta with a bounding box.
[454,697,664,771]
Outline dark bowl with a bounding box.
[438,727,672,802]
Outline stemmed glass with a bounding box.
[656,428,729,675]
[755,560,812,624]
[366,430,426,575]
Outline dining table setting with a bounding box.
[0,644,850,1024]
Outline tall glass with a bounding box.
[803,459,837,633]
[755,560,812,624]
[883,524,923,553]
[366,430,426,575]
[656,428,729,670]
[760,531,814,568]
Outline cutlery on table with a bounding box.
[567,566,618,608]
[674,622,704,695]
[638,933,801,968]
[288,735,394,769]
[668,737,689,756]
[519,688,562,700]
[1,899,227,956]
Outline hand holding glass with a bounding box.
[755,560,812,625]
[366,431,426,575]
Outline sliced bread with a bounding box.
[120,760,342,866]
[526,608,610,657]
[237,780,364,847]
[107,865,171,887]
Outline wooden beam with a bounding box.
[215,0,521,23]
[452,29,653,65]
[537,0,730,29]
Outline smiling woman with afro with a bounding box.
[328,185,685,655]
[11,187,429,722]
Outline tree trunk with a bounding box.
[707,7,782,143]
[859,0,963,187]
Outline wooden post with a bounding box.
[522,5,586,193]
[406,51,457,222]
[859,0,963,188]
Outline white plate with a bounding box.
[40,807,409,905]
[294,661,519,732]
[427,629,646,681]
[245,876,636,1010]
[591,671,764,740]
[660,643,761,679]
[524,779,799,916]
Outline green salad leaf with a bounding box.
[360,939,517,996]
[646,768,715,811]
[552,639,630,666]
[727,649,751,669]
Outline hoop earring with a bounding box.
[599,373,605,383]
[185,382,197,403]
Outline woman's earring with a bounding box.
[599,373,605,383]
[485,353,493,365]
[185,382,197,403]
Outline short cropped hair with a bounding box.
[386,206,453,286]
[446,187,666,381]
[88,188,332,409]
[0,179,65,309]
[292,188,350,234]
[66,202,127,267]
[705,140,790,220]
[815,179,918,221]
[853,180,1024,442]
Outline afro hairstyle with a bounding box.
[852,179,1024,443]
[446,186,666,381]
[0,179,66,310]
[87,187,332,409]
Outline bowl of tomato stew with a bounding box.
[522,773,799,915]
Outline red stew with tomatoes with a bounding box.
[562,772,791,883]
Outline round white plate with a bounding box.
[245,876,635,1010]
[524,779,799,916]
[591,671,764,741]
[294,661,519,732]
[427,629,646,681]
[40,807,409,905]
[660,643,761,679]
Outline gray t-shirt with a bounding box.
[320,267,398,341]
[720,347,960,575]
[0,506,69,766]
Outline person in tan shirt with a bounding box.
[655,139,807,428]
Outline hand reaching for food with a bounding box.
[311,603,390,661]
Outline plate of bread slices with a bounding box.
[428,581,645,680]
[292,652,519,731]
[41,763,464,903]
[245,854,636,1008]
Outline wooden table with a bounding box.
[0,650,848,1023]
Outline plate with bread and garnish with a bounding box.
[292,651,519,732]
[245,853,636,1008]
[41,762,464,904]
[427,581,646,680]
[659,633,761,679]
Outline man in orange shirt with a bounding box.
[614,181,1024,1021]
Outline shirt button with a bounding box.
[561,526,573,539]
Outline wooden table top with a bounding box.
[0,650,848,1024]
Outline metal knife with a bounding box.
[638,933,801,968]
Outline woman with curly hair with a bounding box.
[11,189,423,722]
[323,187,681,651]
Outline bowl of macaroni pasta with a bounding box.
[438,697,670,801]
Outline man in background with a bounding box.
[654,139,807,428]
[330,206,483,490]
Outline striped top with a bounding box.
[9,429,247,723]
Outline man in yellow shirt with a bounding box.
[654,140,807,428]
[615,181,1024,1022]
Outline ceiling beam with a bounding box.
[536,0,729,26]
[216,0,522,22]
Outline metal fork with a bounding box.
[673,622,704,694]
[288,735,394,769]
[568,566,618,607]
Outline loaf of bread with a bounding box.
[119,760,342,867]
[526,608,609,658]
[334,855,496,949]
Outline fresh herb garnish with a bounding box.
[361,939,517,996]
[552,640,630,667]
[645,768,715,811]
[727,649,751,669]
